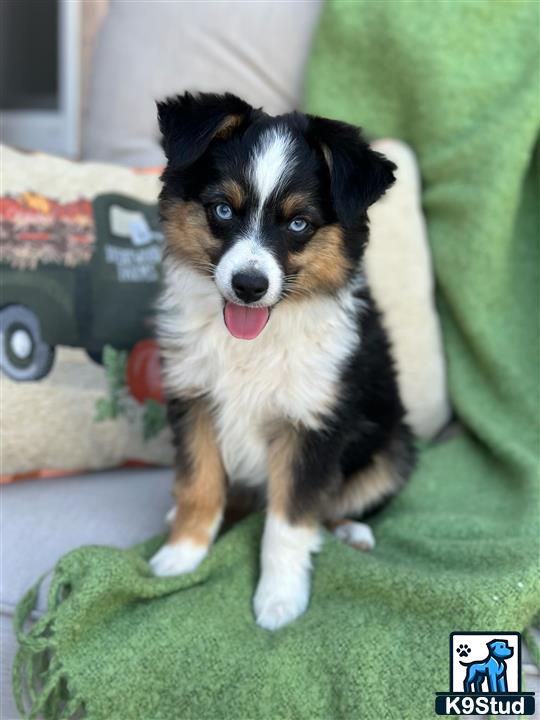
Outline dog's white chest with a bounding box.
[209,321,350,485]
[159,264,360,486]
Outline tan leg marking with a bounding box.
[169,399,225,547]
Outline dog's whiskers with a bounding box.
[193,261,217,276]
[281,282,307,300]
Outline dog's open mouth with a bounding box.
[223,302,270,340]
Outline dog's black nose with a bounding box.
[232,271,269,303]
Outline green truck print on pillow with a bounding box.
[1,192,163,382]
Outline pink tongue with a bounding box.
[224,302,270,340]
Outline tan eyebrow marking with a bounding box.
[281,192,315,218]
[220,179,245,211]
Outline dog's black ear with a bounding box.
[157,92,255,168]
[307,115,396,226]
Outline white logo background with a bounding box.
[451,633,520,692]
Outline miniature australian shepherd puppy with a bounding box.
[150,92,415,630]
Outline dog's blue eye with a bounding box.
[215,203,233,221]
[288,217,308,233]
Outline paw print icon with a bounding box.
[456,643,471,658]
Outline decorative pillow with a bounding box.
[0,142,449,480]
[367,139,450,439]
[0,145,172,480]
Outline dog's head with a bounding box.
[488,640,514,660]
[158,92,395,339]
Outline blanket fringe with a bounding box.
[11,565,540,718]
[13,571,85,719]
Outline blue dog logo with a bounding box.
[435,632,536,715]
[459,639,513,693]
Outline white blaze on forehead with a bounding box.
[250,127,296,208]
[214,126,295,307]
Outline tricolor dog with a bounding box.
[150,92,415,630]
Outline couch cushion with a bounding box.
[1,468,172,613]
[1,468,173,720]
[83,0,324,166]
[0,470,172,720]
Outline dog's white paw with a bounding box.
[150,541,207,576]
[333,521,375,551]
[254,572,310,631]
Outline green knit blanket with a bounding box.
[14,2,539,718]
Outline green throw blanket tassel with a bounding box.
[13,2,539,718]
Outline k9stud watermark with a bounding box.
[435,632,535,715]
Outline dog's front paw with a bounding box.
[254,573,310,631]
[333,521,375,551]
[150,541,207,577]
